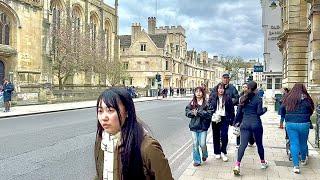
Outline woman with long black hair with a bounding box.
[208,82,235,162]
[280,84,314,174]
[185,86,211,166]
[233,81,268,175]
[94,87,173,180]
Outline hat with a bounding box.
[222,73,230,78]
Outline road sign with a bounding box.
[254,65,264,72]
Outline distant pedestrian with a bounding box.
[257,85,264,98]
[94,87,173,180]
[277,87,289,129]
[209,73,239,106]
[185,86,211,166]
[3,78,14,112]
[169,87,174,96]
[280,84,314,174]
[208,82,235,162]
[233,81,268,175]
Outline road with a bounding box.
[0,100,193,180]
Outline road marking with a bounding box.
[168,131,213,166]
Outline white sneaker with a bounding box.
[301,159,308,166]
[293,166,300,174]
[233,165,240,175]
[261,161,269,169]
[221,153,228,162]
[215,154,221,159]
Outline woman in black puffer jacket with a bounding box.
[185,86,212,166]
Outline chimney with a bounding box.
[148,17,156,35]
[131,22,141,43]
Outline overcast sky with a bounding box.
[116,0,263,60]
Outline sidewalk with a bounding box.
[0,94,193,119]
[179,105,320,180]
[0,96,160,119]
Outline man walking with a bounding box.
[210,73,239,106]
[3,78,14,112]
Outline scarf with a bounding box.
[101,131,121,180]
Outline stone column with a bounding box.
[309,1,320,104]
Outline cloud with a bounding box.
[115,0,263,60]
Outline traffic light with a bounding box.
[156,74,161,82]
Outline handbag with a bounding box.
[211,112,221,123]
[233,126,240,136]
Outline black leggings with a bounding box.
[236,134,255,146]
[237,122,264,162]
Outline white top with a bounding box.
[101,131,121,180]
[216,96,226,116]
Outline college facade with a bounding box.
[0,0,119,94]
[119,17,225,90]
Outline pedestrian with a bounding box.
[185,86,211,166]
[257,85,264,98]
[233,81,268,175]
[278,87,289,129]
[235,83,255,148]
[280,84,314,174]
[208,82,235,162]
[94,87,173,180]
[3,78,14,112]
[209,73,239,106]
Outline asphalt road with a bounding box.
[0,100,193,180]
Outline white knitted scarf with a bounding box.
[101,131,121,180]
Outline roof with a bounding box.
[119,34,167,48]
[149,34,167,48]
[119,35,131,48]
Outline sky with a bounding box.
[114,0,263,60]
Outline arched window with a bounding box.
[72,6,82,33]
[90,14,98,46]
[0,12,10,45]
[51,1,62,30]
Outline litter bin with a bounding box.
[274,93,283,112]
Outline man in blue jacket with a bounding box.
[3,78,14,112]
[210,73,239,106]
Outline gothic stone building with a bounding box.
[0,0,118,95]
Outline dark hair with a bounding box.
[282,84,314,112]
[95,87,145,180]
[239,81,257,106]
[190,86,206,109]
[212,82,227,108]
[283,87,289,94]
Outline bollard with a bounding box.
[316,105,320,148]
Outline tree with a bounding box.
[219,56,248,81]
[51,23,93,89]
[105,59,129,86]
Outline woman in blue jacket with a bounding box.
[185,86,212,166]
[233,81,268,175]
[208,82,234,162]
[280,83,314,174]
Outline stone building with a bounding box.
[0,0,118,94]
[120,17,219,91]
[261,0,283,99]
[277,0,320,102]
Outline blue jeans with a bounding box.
[191,131,208,164]
[286,122,309,167]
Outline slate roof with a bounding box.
[119,34,167,48]
[119,35,131,48]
